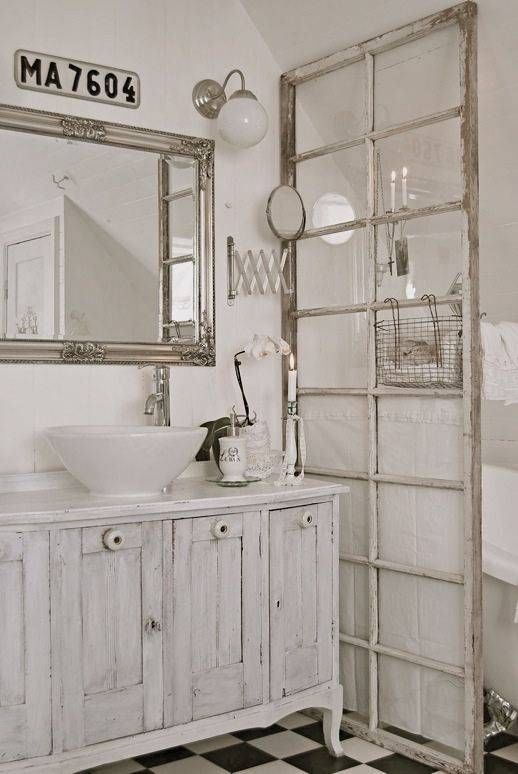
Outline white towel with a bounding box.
[499,322,518,366]
[497,322,518,404]
[481,321,511,401]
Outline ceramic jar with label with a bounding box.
[218,436,248,482]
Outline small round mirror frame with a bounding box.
[266,184,306,240]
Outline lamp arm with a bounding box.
[222,69,246,94]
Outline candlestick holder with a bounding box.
[276,400,306,487]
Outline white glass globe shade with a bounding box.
[218,96,268,148]
[312,192,355,245]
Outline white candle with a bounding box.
[288,353,297,402]
[402,166,408,208]
[390,170,396,212]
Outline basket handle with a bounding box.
[384,297,400,370]
[421,293,443,368]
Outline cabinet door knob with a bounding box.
[211,520,230,539]
[145,617,162,634]
[299,511,314,528]
[103,529,125,550]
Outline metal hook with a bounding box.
[384,297,401,370]
[421,293,442,368]
[52,174,69,190]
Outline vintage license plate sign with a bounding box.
[14,50,140,109]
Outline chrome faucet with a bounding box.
[143,365,171,426]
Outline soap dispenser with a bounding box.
[218,410,248,482]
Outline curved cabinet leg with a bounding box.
[322,684,344,757]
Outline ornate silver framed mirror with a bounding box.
[0,104,215,365]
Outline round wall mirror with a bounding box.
[312,192,355,245]
[266,185,306,240]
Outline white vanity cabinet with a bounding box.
[51,522,163,751]
[270,502,334,699]
[0,532,51,763]
[0,477,346,773]
[165,512,264,725]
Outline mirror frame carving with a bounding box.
[0,104,215,365]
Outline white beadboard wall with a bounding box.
[0,0,283,474]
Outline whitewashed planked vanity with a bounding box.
[0,475,347,773]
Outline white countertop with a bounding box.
[0,475,348,527]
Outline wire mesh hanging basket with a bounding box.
[375,294,462,389]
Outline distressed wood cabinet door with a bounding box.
[270,502,334,699]
[51,522,163,751]
[0,532,51,762]
[165,512,263,725]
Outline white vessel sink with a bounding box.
[45,425,207,496]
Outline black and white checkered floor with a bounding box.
[81,713,518,774]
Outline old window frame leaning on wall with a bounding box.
[0,105,215,366]
[280,3,482,773]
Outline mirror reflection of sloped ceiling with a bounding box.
[0,130,158,275]
[0,130,160,341]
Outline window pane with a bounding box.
[296,60,366,153]
[297,145,367,224]
[297,229,368,309]
[377,396,463,480]
[299,395,368,474]
[340,562,369,640]
[170,260,194,323]
[340,478,370,557]
[167,155,195,190]
[378,484,464,575]
[374,25,460,130]
[375,210,463,301]
[167,156,196,260]
[375,119,461,214]
[298,312,368,388]
[169,195,194,259]
[379,655,464,759]
[379,569,464,666]
[340,643,369,720]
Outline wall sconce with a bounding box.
[192,69,268,149]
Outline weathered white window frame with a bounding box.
[280,3,482,773]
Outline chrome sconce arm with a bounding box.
[192,69,248,119]
[192,69,268,148]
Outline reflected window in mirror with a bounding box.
[164,155,197,342]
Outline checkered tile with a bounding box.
[81,714,518,774]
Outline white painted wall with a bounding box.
[63,197,156,341]
[0,0,282,473]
